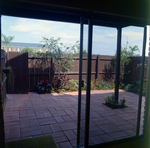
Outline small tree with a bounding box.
[35,37,76,88]
[21,47,34,53]
[1,34,14,50]
[114,42,140,83]
[73,40,87,54]
[54,45,75,75]
[40,37,62,52]
[34,37,62,83]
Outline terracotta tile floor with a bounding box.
[4,90,145,148]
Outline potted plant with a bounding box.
[37,80,52,94]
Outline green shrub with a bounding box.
[69,79,78,88]
[104,96,112,103]
[91,79,99,90]
[65,85,77,91]
[82,81,87,90]
[124,81,146,96]
[104,94,115,103]
[97,81,115,90]
[65,79,116,92]
[119,82,125,89]
[65,79,79,91]
[124,84,134,92]
[142,82,146,96]
[65,86,72,90]
[120,97,126,105]
[104,94,126,106]
[91,80,96,90]
[81,79,113,91]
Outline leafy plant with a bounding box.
[104,95,114,104]
[37,80,52,94]
[52,73,69,89]
[82,80,87,90]
[104,94,126,108]
[110,94,115,100]
[74,40,87,55]
[54,46,75,75]
[119,82,125,89]
[69,79,78,89]
[69,79,115,91]
[120,97,126,105]
[113,42,140,83]
[21,47,34,53]
[34,37,76,86]
[96,81,115,90]
[124,84,134,92]
[36,37,63,83]
[124,81,146,96]
[65,86,77,91]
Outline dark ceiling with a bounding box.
[1,0,150,27]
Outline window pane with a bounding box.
[119,26,144,137]
[89,26,117,146]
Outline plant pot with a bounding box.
[2,67,10,74]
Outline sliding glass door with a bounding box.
[77,16,148,148]
[77,16,93,148]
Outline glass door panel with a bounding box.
[77,17,88,147]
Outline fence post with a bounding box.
[96,55,100,81]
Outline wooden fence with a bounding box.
[28,54,116,91]
[1,50,7,108]
[6,52,149,93]
[124,56,148,83]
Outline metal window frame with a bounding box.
[0,15,5,148]
[136,26,147,136]
[84,16,93,148]
[143,27,150,137]
[77,16,84,147]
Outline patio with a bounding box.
[4,90,145,148]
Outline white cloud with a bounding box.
[122,28,144,55]
[10,18,52,33]
[10,18,80,45]
[3,16,144,55]
[122,31,143,42]
[31,31,41,35]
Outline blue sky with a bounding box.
[2,15,144,55]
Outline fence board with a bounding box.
[1,49,7,107]
[124,57,148,83]
[7,52,28,93]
